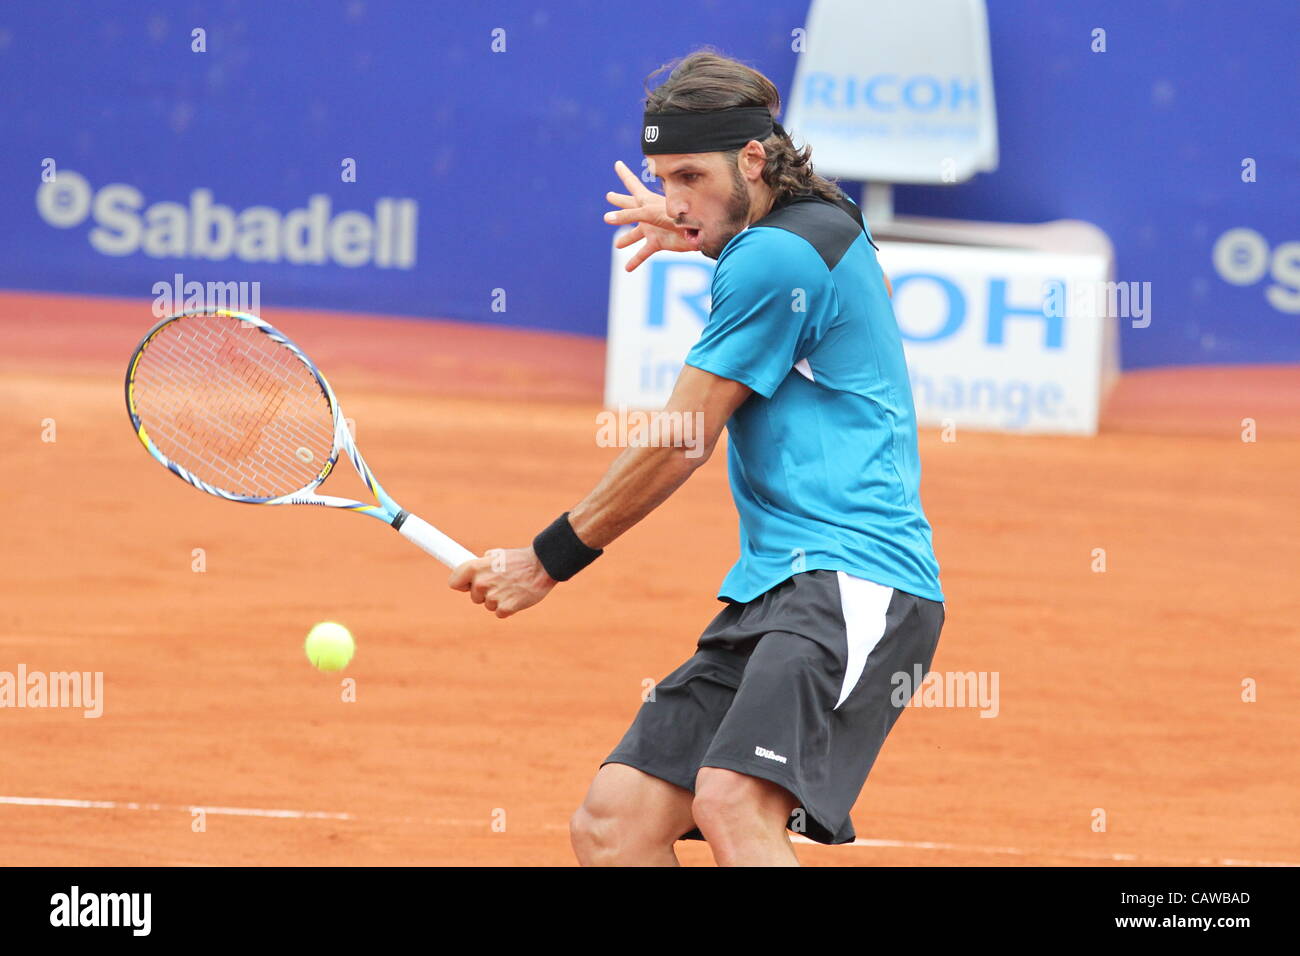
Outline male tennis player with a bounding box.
[450,51,944,866]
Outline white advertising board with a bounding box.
[605,226,1118,436]
[784,0,999,184]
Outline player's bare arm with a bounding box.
[568,364,751,547]
[449,365,751,617]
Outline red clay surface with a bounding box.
[1,290,1297,866]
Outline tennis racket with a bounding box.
[124,308,476,569]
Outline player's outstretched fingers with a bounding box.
[614,224,645,249]
[614,159,647,194]
[626,244,656,272]
[605,190,635,210]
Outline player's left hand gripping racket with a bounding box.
[125,308,477,568]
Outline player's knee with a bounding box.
[692,768,788,835]
[691,770,747,833]
[571,792,683,866]
[569,802,625,865]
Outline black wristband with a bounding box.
[532,512,603,582]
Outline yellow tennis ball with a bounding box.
[304,621,355,672]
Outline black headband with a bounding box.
[641,107,775,155]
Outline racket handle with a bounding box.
[393,511,477,568]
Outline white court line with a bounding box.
[0,794,480,828]
[5,796,1295,866]
[0,795,352,820]
[789,834,1300,867]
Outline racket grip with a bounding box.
[394,512,477,568]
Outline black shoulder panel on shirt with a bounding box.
[750,190,879,272]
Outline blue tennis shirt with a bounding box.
[683,190,944,604]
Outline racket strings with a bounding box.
[131,315,337,498]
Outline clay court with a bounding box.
[1,290,1297,866]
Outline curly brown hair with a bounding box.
[643,49,843,206]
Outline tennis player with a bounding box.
[450,51,945,866]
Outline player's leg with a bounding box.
[573,612,750,866]
[693,570,945,862]
[570,763,695,866]
[692,767,801,866]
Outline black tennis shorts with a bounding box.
[601,569,944,845]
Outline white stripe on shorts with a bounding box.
[833,572,895,710]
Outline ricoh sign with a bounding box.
[35,171,417,269]
[604,234,1117,436]
[796,73,985,118]
[784,0,999,184]
[881,243,1116,434]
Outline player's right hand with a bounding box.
[604,160,696,272]
[449,547,556,619]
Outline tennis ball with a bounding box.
[304,621,355,672]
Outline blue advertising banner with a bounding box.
[1,0,1296,368]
